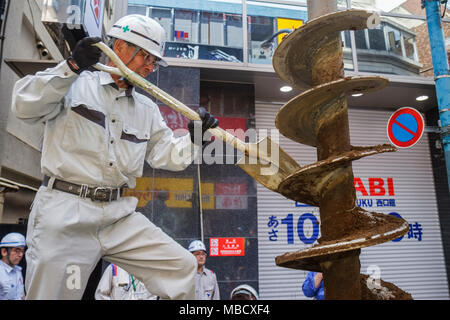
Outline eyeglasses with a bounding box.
[11,248,25,254]
[137,49,159,71]
[193,251,207,257]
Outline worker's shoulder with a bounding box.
[204,267,216,276]
[133,91,158,109]
[77,69,101,81]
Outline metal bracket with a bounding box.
[435,74,450,80]
[441,125,450,139]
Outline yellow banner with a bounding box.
[123,177,214,209]
[277,18,304,44]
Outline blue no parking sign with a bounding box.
[387,107,425,148]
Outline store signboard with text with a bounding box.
[256,105,449,299]
[123,177,214,209]
[209,237,245,257]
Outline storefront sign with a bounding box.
[123,177,214,209]
[41,0,105,37]
[216,183,247,210]
[209,237,245,256]
[85,0,105,35]
[266,177,423,245]
[276,18,304,43]
[165,42,243,62]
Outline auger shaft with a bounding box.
[307,0,362,299]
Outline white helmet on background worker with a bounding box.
[0,232,26,248]
[107,14,168,67]
[188,240,206,253]
[230,284,259,300]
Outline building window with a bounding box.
[248,16,275,64]
[144,6,244,63]
[355,29,368,49]
[403,32,417,61]
[368,25,386,51]
[127,5,147,16]
[386,24,403,56]
[149,7,173,40]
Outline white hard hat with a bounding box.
[230,284,259,300]
[0,233,26,248]
[188,240,206,253]
[107,14,168,67]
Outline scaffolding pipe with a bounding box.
[423,0,450,192]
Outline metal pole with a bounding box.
[243,0,248,65]
[0,192,4,223]
[197,164,204,244]
[423,0,450,192]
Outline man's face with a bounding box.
[192,250,207,268]
[1,247,25,266]
[111,39,158,82]
[231,293,255,300]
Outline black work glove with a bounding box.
[67,37,102,74]
[188,107,219,146]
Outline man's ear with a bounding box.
[113,39,128,54]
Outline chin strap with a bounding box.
[3,248,13,267]
[118,46,141,86]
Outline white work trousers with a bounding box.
[25,186,196,300]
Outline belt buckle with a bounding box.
[92,187,113,202]
[79,184,89,198]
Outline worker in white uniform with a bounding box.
[11,14,218,300]
[188,240,220,300]
[95,263,158,300]
[0,233,26,300]
[230,284,259,300]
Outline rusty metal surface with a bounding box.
[271,5,411,299]
[277,144,396,206]
[273,10,376,90]
[236,136,301,192]
[275,207,409,270]
[275,77,388,147]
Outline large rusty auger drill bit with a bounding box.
[271,9,410,299]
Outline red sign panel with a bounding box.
[209,237,245,256]
[158,106,247,134]
[158,106,190,131]
[216,183,247,210]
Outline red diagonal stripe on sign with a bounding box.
[393,119,416,136]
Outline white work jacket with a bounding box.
[194,267,220,300]
[12,61,195,188]
[95,264,158,300]
[0,260,25,300]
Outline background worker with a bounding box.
[12,14,218,300]
[188,240,220,300]
[302,271,324,300]
[95,263,159,300]
[230,284,259,300]
[0,233,26,300]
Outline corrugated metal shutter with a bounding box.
[256,103,450,300]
